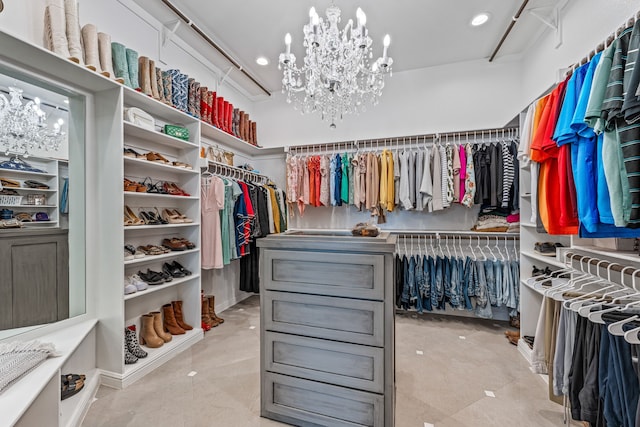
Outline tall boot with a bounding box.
[150,311,172,343]
[210,91,217,126]
[194,81,201,119]
[43,1,70,58]
[244,113,250,142]
[167,69,181,109]
[156,67,166,102]
[172,300,193,331]
[64,0,83,65]
[252,121,258,146]
[207,295,224,324]
[81,24,102,73]
[232,108,239,137]
[222,101,229,133]
[200,87,209,124]
[227,103,234,135]
[139,314,164,348]
[161,70,173,105]
[98,32,119,81]
[126,48,140,90]
[188,78,197,117]
[216,96,224,129]
[201,298,216,329]
[239,111,245,141]
[149,59,160,100]
[162,303,186,335]
[111,42,131,87]
[125,325,148,358]
[177,73,189,113]
[138,56,152,96]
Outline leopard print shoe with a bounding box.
[125,326,148,359]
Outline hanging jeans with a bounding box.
[414,255,425,313]
[442,257,451,310]
[462,256,474,310]
[493,260,503,307]
[401,255,410,309]
[420,255,432,312]
[433,256,444,310]
[449,257,461,309]
[484,260,497,306]
[475,260,493,319]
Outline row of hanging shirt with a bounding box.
[519,19,640,238]
[285,132,520,223]
[394,235,520,320]
[201,165,287,271]
[526,257,640,427]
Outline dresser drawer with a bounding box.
[262,372,384,427]
[262,249,385,300]
[265,332,384,393]
[263,291,384,347]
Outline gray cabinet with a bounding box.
[0,229,69,330]
[258,232,396,427]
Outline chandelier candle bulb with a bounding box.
[383,34,390,59]
[285,33,291,56]
[309,7,316,25]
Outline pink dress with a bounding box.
[201,175,225,269]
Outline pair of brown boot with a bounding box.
[202,295,224,331]
[140,301,193,348]
[504,330,520,346]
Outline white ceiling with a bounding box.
[134,0,563,98]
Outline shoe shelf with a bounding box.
[12,188,57,193]
[200,121,283,156]
[520,278,545,296]
[521,250,567,269]
[123,86,199,127]
[123,121,198,150]
[568,245,640,265]
[4,204,58,208]
[123,248,199,266]
[124,192,198,201]
[121,327,203,380]
[123,222,199,231]
[0,168,57,178]
[123,156,199,175]
[59,367,100,427]
[124,274,200,301]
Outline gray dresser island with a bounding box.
[257,231,396,427]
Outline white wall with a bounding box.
[254,57,523,148]
[519,0,639,110]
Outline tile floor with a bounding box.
[83,297,570,427]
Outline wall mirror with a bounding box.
[0,65,86,339]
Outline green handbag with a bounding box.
[164,124,190,141]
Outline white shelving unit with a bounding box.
[0,155,61,228]
[97,88,204,389]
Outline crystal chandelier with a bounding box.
[0,86,65,157]
[279,5,393,128]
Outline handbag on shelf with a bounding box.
[163,124,190,141]
[223,151,234,166]
[123,107,155,131]
[205,146,224,163]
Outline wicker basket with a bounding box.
[0,195,23,206]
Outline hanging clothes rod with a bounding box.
[565,252,640,285]
[390,230,520,239]
[202,160,270,183]
[564,10,640,75]
[489,0,530,62]
[286,127,519,154]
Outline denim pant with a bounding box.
[475,260,493,319]
[449,257,461,309]
[414,256,425,313]
[401,255,410,309]
[433,257,444,310]
[420,255,432,312]
[484,260,497,306]
[493,260,502,307]
[462,257,474,310]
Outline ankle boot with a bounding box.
[162,303,186,335]
[139,314,164,348]
[43,1,70,58]
[161,70,173,105]
[172,300,193,331]
[124,333,138,364]
[149,60,160,100]
[111,42,131,87]
[81,24,102,73]
[207,295,224,324]
[155,67,165,101]
[64,0,83,65]
[205,296,220,327]
[201,298,216,329]
[98,32,118,81]
[150,311,172,342]
[138,56,152,96]
[125,325,148,358]
[126,48,140,90]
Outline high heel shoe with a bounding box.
[124,206,145,225]
[162,208,184,224]
[163,182,190,196]
[170,208,193,223]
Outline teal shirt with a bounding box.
[341,152,349,203]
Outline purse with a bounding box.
[164,124,190,141]
[124,107,155,131]
[223,151,234,166]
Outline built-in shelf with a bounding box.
[124,192,198,201]
[521,250,567,268]
[121,328,203,378]
[123,156,198,175]
[200,121,283,156]
[521,278,546,296]
[124,248,199,266]
[569,245,640,265]
[0,168,56,177]
[12,188,57,193]
[123,121,198,150]
[123,222,198,231]
[5,205,57,208]
[59,368,100,427]
[124,274,200,301]
[123,87,198,126]
[521,222,537,228]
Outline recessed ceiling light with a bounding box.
[256,57,269,66]
[471,12,490,27]
[63,99,69,104]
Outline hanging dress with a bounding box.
[201,175,225,269]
